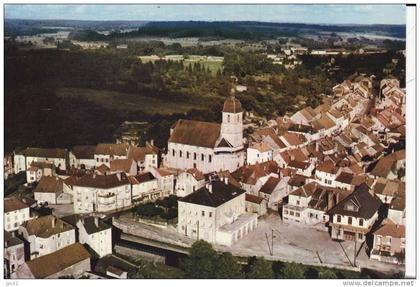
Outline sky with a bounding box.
[5,4,406,25]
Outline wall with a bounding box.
[5,207,31,232]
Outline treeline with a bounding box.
[142,240,403,279]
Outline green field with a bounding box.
[56,87,197,115]
[183,59,223,75]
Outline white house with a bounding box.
[129,172,160,201]
[175,168,206,198]
[19,215,76,259]
[151,168,175,195]
[17,147,68,172]
[4,197,31,232]
[62,215,112,258]
[246,142,273,165]
[127,143,159,173]
[72,173,132,214]
[4,231,25,278]
[33,176,64,205]
[328,184,382,242]
[69,145,96,169]
[94,143,129,168]
[26,161,55,184]
[178,178,257,246]
[166,94,245,174]
[109,159,137,176]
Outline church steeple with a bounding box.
[221,88,243,149]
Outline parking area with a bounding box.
[227,214,405,274]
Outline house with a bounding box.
[127,142,159,173]
[246,142,273,165]
[175,168,205,198]
[19,215,76,259]
[69,145,96,170]
[129,172,160,201]
[14,147,68,173]
[166,94,245,174]
[282,182,317,223]
[372,177,405,204]
[72,173,131,214]
[94,143,129,168]
[62,215,112,258]
[4,231,25,278]
[258,176,284,210]
[4,197,31,232]
[245,193,267,215]
[26,161,55,184]
[151,168,175,195]
[388,194,405,225]
[290,107,318,125]
[177,177,257,246]
[110,159,137,176]
[371,150,405,180]
[232,161,279,194]
[370,219,405,265]
[328,184,382,242]
[315,160,340,187]
[13,243,90,279]
[33,176,64,205]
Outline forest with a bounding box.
[4,39,405,153]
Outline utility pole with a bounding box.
[271,229,277,256]
[354,234,357,267]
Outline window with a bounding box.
[172,149,175,157]
[101,158,104,162]
[359,219,364,226]
[295,212,300,217]
[201,154,204,161]
[337,215,341,223]
[179,150,182,158]
[296,200,300,206]
[358,233,363,240]
[202,211,205,216]
[227,115,230,123]
[209,155,212,163]
[348,217,352,225]
[284,210,288,215]
[194,153,197,160]
[209,212,212,218]
[187,152,190,159]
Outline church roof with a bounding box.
[217,138,233,148]
[223,96,242,113]
[168,119,221,148]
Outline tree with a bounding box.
[281,262,305,279]
[318,269,338,279]
[215,252,243,279]
[246,257,273,279]
[182,240,219,278]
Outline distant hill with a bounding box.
[5,19,405,40]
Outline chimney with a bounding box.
[94,217,99,228]
[316,141,320,152]
[116,172,121,181]
[335,193,340,205]
[150,139,154,146]
[52,217,56,228]
[224,176,229,185]
[327,192,334,210]
[208,183,213,193]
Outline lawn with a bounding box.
[56,87,197,115]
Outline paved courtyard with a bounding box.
[114,213,404,274]
[226,214,404,274]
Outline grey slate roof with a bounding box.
[179,180,245,207]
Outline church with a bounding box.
[165,93,245,174]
